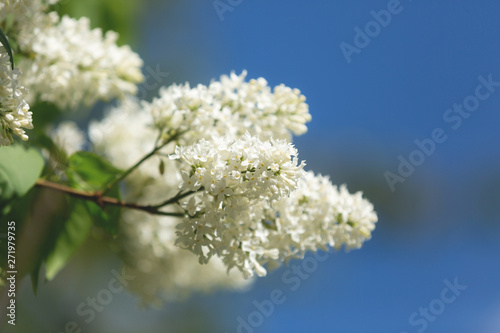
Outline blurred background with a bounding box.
[7,0,500,332]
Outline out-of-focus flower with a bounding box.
[50,121,85,155]
[120,209,252,306]
[19,15,144,109]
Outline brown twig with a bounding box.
[35,179,185,217]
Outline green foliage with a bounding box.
[0,144,44,200]
[55,0,143,46]
[11,152,125,286]
[67,151,122,191]
[66,151,123,234]
[31,102,64,130]
[44,200,92,280]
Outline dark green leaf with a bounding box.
[31,102,63,131]
[0,26,14,69]
[0,144,44,199]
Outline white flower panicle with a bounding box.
[19,15,144,109]
[143,70,311,144]
[172,134,305,277]
[0,46,32,146]
[88,72,377,302]
[174,171,377,279]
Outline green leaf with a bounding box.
[66,152,122,234]
[0,26,14,69]
[67,151,121,191]
[44,200,92,280]
[83,192,121,234]
[0,144,44,199]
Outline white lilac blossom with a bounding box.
[0,46,32,146]
[143,70,311,144]
[89,74,377,301]
[0,0,143,125]
[18,14,144,109]
[171,134,305,277]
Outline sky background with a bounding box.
[9,1,500,332]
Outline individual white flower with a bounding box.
[49,121,85,155]
[0,46,32,146]
[18,14,144,109]
[143,70,311,145]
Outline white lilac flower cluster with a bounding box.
[19,15,144,109]
[0,0,143,144]
[171,134,305,276]
[0,0,143,145]
[87,71,377,302]
[172,143,376,278]
[0,46,32,145]
[143,70,311,144]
